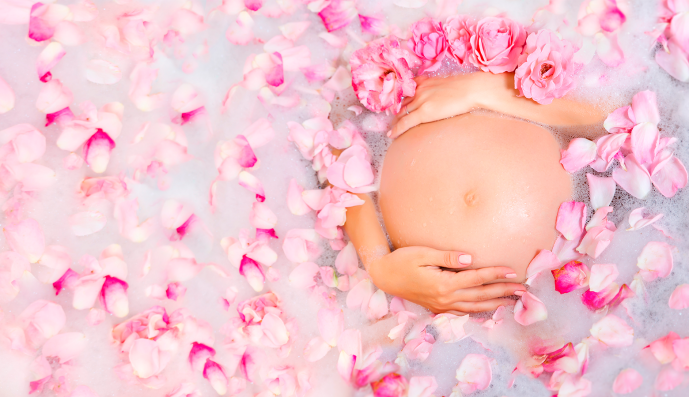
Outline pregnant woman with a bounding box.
[343,71,608,315]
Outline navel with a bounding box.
[464,190,479,207]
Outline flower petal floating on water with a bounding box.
[612,154,653,199]
[36,42,65,82]
[552,261,589,294]
[455,354,492,394]
[612,368,643,394]
[587,174,616,210]
[588,264,619,292]
[408,376,438,397]
[514,291,548,326]
[556,201,586,241]
[647,331,679,364]
[590,314,634,347]
[0,75,15,113]
[627,207,663,231]
[3,218,45,263]
[41,332,87,363]
[636,241,674,282]
[654,365,683,391]
[669,284,689,309]
[69,211,107,236]
[36,79,73,114]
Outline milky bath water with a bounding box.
[0,0,688,396]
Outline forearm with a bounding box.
[474,72,610,127]
[342,193,390,273]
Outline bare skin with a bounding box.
[380,112,573,283]
[343,72,610,315]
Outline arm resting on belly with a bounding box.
[391,72,612,138]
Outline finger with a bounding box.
[389,111,424,138]
[448,298,517,314]
[453,283,526,302]
[425,249,473,270]
[449,267,519,289]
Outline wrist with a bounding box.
[474,72,517,111]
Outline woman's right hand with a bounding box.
[368,246,526,315]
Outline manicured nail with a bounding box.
[458,254,472,265]
[387,130,392,137]
[514,290,525,296]
[505,273,518,279]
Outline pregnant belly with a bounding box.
[379,113,573,282]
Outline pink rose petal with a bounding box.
[647,332,679,364]
[612,155,653,199]
[556,201,587,241]
[304,337,331,362]
[655,366,683,391]
[561,139,597,173]
[10,125,46,163]
[673,338,689,370]
[552,261,589,294]
[42,332,86,363]
[3,218,45,263]
[318,308,344,347]
[36,78,73,114]
[288,262,319,289]
[239,256,265,292]
[590,314,634,347]
[261,312,289,348]
[651,155,688,198]
[318,0,357,32]
[226,11,254,45]
[129,339,164,379]
[36,41,65,82]
[455,354,492,394]
[203,359,228,394]
[588,264,619,292]
[83,130,116,174]
[627,207,663,231]
[637,241,674,282]
[287,179,311,215]
[408,376,438,397]
[669,284,689,309]
[576,225,614,259]
[238,171,265,202]
[631,90,660,125]
[20,299,66,342]
[514,292,548,326]
[0,75,15,113]
[335,242,359,276]
[613,368,643,394]
[29,3,69,42]
[587,174,616,210]
[100,276,129,317]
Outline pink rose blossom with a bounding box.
[409,18,447,73]
[350,36,420,114]
[444,15,475,65]
[469,17,526,73]
[515,30,579,105]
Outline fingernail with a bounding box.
[387,130,392,137]
[458,254,472,265]
[514,290,525,296]
[505,273,518,279]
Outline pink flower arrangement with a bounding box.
[469,17,526,73]
[409,18,447,73]
[515,30,580,105]
[444,15,475,65]
[350,36,420,114]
